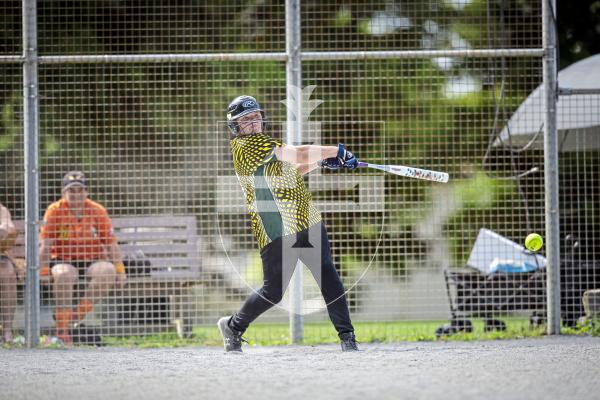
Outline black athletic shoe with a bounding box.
[340,332,359,352]
[217,316,246,352]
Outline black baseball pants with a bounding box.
[230,222,354,337]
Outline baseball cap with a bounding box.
[61,171,87,191]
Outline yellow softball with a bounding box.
[525,233,543,252]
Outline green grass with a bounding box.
[2,317,587,349]
[562,318,600,337]
[101,317,557,348]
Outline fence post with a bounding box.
[22,0,41,348]
[286,0,304,344]
[542,0,561,335]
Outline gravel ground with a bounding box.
[2,336,599,400]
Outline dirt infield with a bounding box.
[2,336,599,400]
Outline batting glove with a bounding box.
[337,143,358,170]
[319,157,342,170]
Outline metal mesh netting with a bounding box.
[301,1,541,51]
[36,2,286,55]
[1,1,598,346]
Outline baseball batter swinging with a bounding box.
[217,95,359,352]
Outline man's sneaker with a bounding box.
[217,316,245,352]
[340,332,359,352]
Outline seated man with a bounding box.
[0,203,18,343]
[39,171,127,345]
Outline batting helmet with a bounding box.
[226,95,267,137]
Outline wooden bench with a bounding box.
[11,215,202,338]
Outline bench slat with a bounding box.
[136,258,199,268]
[119,243,198,254]
[113,216,197,229]
[116,231,193,242]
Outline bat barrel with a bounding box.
[358,161,449,183]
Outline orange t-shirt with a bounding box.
[40,198,117,261]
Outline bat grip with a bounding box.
[357,161,368,168]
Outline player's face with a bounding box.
[63,185,88,208]
[237,111,263,135]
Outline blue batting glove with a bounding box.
[337,143,358,170]
[319,157,342,170]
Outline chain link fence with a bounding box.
[1,1,598,346]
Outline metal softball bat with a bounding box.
[357,161,449,183]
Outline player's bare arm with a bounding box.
[38,237,55,283]
[107,241,127,287]
[274,144,338,165]
[39,238,53,268]
[108,242,124,267]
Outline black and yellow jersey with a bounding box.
[230,132,322,249]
